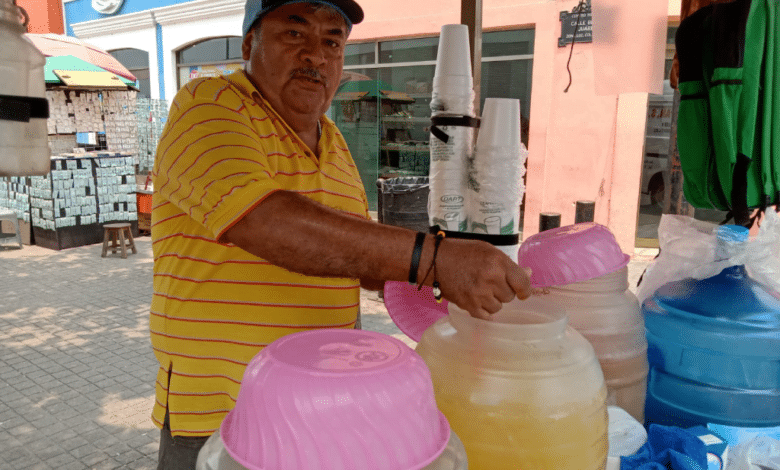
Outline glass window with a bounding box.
[131,68,152,100]
[176,37,245,89]
[227,37,244,60]
[178,37,243,65]
[344,42,375,66]
[109,48,149,69]
[109,48,151,99]
[379,37,438,63]
[379,64,435,96]
[483,29,534,57]
[667,26,679,44]
[337,28,535,211]
[178,63,245,89]
[481,59,533,146]
[340,67,379,86]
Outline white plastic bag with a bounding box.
[636,208,780,304]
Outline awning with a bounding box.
[44,55,136,89]
[26,33,137,82]
[333,80,414,103]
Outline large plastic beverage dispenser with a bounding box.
[196,329,469,470]
[0,0,50,176]
[517,223,650,422]
[414,298,608,470]
[643,225,780,434]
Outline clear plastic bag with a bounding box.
[636,208,780,304]
[724,436,780,470]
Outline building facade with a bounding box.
[31,0,689,251]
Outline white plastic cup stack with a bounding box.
[431,24,474,116]
[429,24,476,233]
[468,97,527,259]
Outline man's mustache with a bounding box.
[291,68,328,86]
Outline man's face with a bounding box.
[242,3,348,129]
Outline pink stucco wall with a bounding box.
[350,0,680,253]
[17,0,65,34]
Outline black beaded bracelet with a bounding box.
[408,232,426,285]
[418,231,445,302]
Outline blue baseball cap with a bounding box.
[242,0,364,37]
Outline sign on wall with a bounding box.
[559,3,593,47]
[178,64,244,88]
[92,0,125,15]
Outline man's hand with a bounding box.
[433,238,532,320]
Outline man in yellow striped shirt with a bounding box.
[151,1,532,467]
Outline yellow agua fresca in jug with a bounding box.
[415,298,608,470]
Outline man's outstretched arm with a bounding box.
[222,190,531,319]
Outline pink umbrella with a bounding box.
[25,33,137,82]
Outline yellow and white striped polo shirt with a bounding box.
[150,70,370,436]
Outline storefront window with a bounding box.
[483,29,534,57]
[344,42,375,66]
[177,37,244,89]
[379,37,438,63]
[109,48,151,99]
[635,22,732,246]
[481,59,533,145]
[337,28,535,212]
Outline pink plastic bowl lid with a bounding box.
[220,329,451,470]
[517,222,630,288]
[383,281,449,343]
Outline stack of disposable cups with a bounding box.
[428,24,476,232]
[467,98,526,259]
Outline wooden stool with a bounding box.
[101,223,137,259]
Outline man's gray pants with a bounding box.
[157,412,209,470]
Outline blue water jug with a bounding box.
[642,227,780,429]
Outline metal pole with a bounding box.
[575,200,596,223]
[539,213,561,232]
[461,0,483,116]
[664,90,695,217]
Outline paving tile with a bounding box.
[18,460,49,470]
[0,368,24,380]
[44,451,78,468]
[0,408,19,422]
[58,461,88,470]
[60,434,91,451]
[23,441,65,462]
[38,420,70,438]
[3,444,35,466]
[81,451,116,467]
[68,442,98,460]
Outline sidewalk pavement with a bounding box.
[0,235,657,469]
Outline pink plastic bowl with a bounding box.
[220,329,451,470]
[517,222,630,288]
[383,281,449,343]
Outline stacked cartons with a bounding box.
[29,154,138,250]
[0,177,33,244]
[103,91,139,158]
[136,98,169,173]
